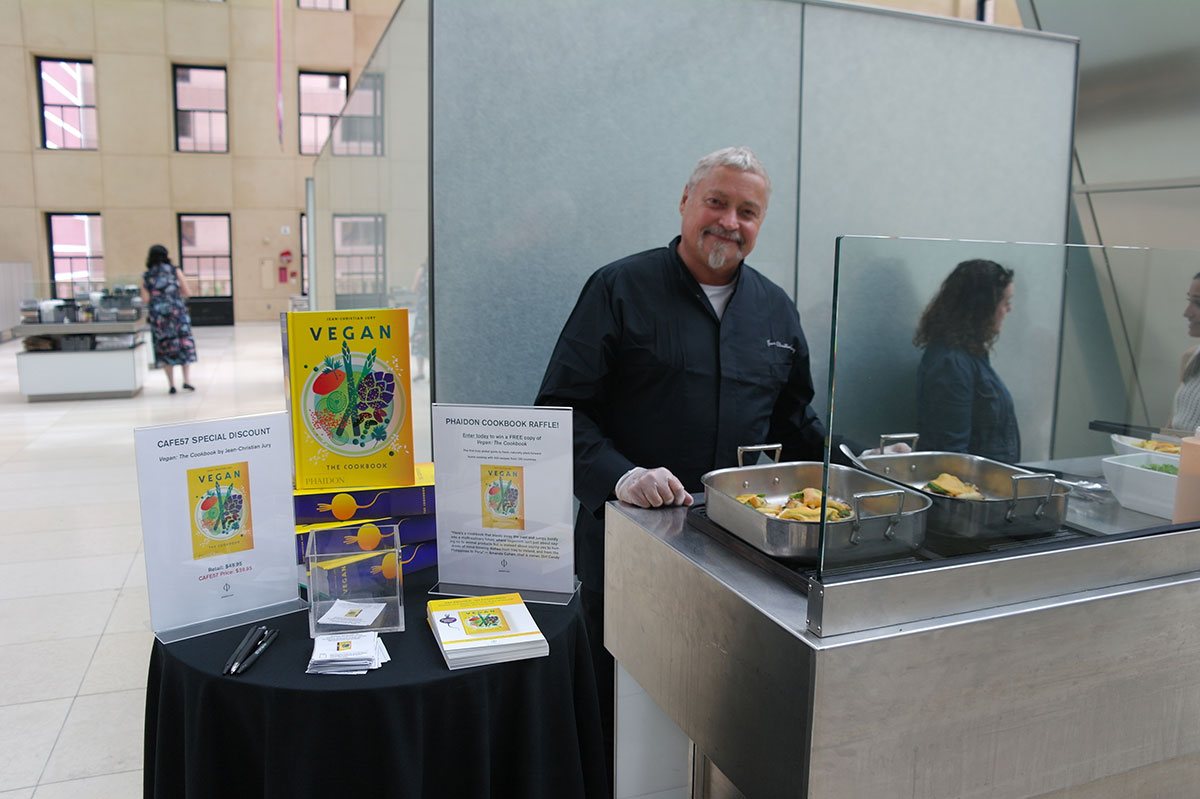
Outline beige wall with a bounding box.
[1,0,1020,318]
[1,0,395,320]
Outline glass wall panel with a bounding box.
[796,3,1077,425]
[311,0,430,459]
[430,0,802,408]
[819,235,1200,578]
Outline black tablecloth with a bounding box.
[144,568,608,798]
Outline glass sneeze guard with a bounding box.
[817,235,1200,578]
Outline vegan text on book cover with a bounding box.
[187,461,253,560]
[283,309,415,491]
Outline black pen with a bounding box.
[223,625,265,675]
[227,625,267,675]
[233,629,278,675]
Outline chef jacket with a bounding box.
[534,237,826,592]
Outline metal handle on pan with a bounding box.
[1005,473,1056,522]
[849,489,905,544]
[877,432,919,451]
[737,443,782,467]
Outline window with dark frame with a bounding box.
[298,0,348,10]
[333,214,385,298]
[173,65,228,153]
[178,214,232,297]
[299,72,348,155]
[331,73,383,156]
[37,58,98,150]
[47,213,104,298]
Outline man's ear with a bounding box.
[679,186,690,215]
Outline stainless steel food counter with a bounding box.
[604,486,1200,798]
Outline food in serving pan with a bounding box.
[924,472,984,500]
[1135,439,1181,455]
[735,488,854,521]
[1142,462,1179,475]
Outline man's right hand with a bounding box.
[615,466,694,508]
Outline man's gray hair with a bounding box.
[686,146,771,198]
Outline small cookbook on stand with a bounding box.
[426,593,548,670]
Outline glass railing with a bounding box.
[817,236,1200,577]
[309,0,431,460]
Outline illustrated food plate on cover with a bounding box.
[195,485,245,539]
[302,350,404,456]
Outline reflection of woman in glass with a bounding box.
[1169,272,1200,432]
[913,259,1018,462]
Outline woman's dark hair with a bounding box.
[146,244,170,269]
[913,259,1014,357]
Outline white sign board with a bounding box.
[134,412,302,641]
[432,404,573,598]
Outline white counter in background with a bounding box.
[15,322,150,401]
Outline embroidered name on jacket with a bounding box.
[766,339,795,353]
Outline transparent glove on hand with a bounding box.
[615,466,694,508]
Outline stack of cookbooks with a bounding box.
[305,631,391,675]
[294,462,438,598]
[426,593,548,670]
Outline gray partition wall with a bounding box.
[796,5,1078,413]
[428,0,1078,417]
[431,0,803,406]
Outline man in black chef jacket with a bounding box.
[534,146,827,776]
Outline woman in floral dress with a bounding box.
[140,244,197,394]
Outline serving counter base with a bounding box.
[605,500,1200,799]
[15,323,149,401]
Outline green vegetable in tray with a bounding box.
[1141,463,1179,475]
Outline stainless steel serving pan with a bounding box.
[841,443,1069,539]
[702,447,931,562]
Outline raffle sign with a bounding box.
[432,404,574,598]
[135,412,302,641]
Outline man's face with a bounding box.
[678,165,769,285]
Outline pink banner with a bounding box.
[275,0,283,149]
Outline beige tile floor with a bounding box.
[0,322,432,797]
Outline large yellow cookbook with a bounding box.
[282,309,415,491]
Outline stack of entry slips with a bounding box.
[306,631,390,675]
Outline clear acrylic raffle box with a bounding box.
[306,526,404,637]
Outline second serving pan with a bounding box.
[702,459,931,562]
[841,445,1069,539]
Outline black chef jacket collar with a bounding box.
[667,236,742,322]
